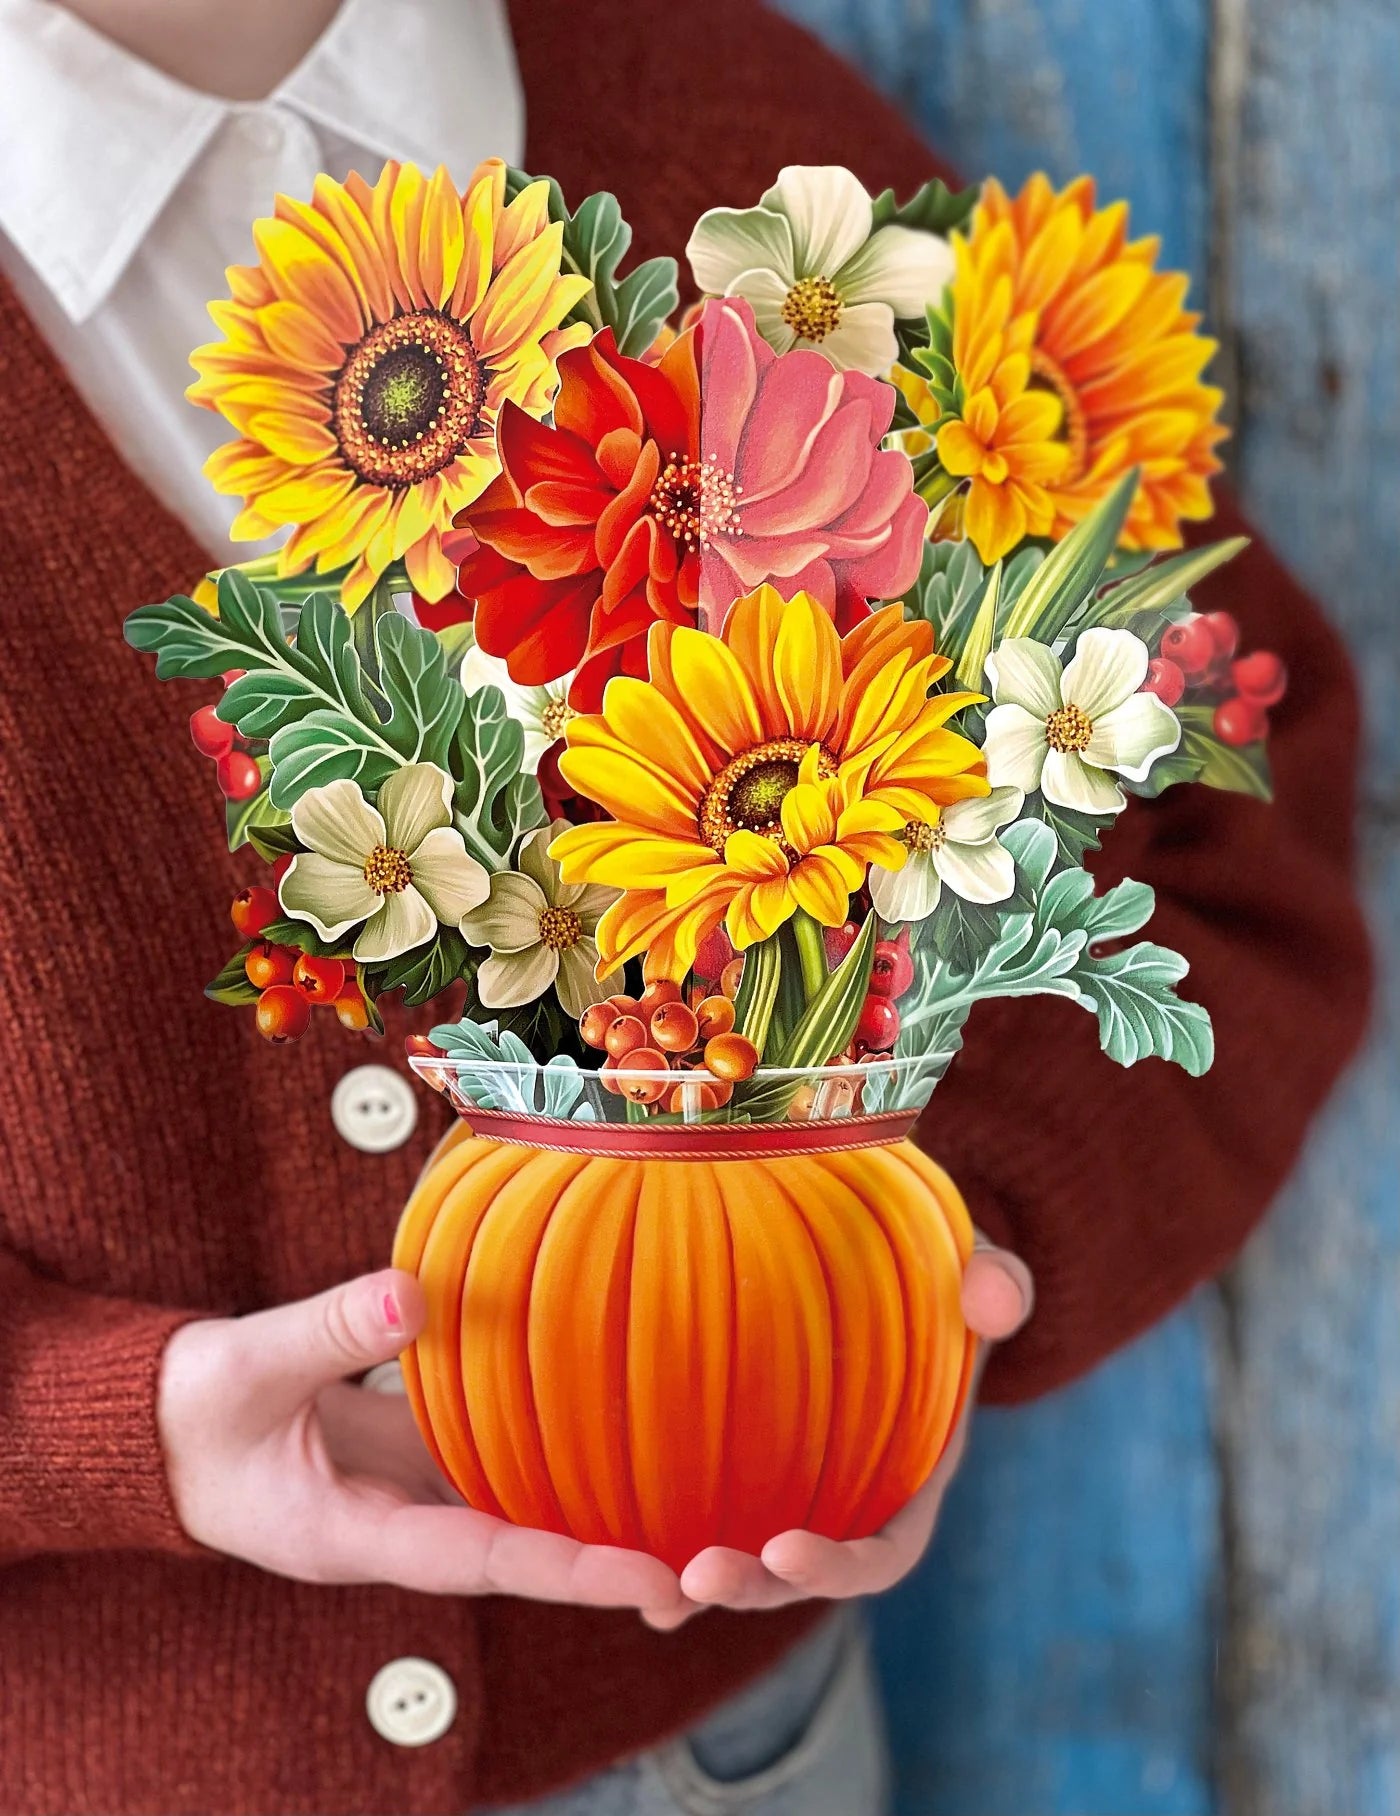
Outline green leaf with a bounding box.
[1077,944,1214,1074]
[217,592,373,739]
[425,1017,597,1113]
[1093,538,1250,628]
[364,928,470,1007]
[1021,795,1109,869]
[507,171,678,359]
[999,469,1140,645]
[374,613,465,767]
[257,915,344,958]
[246,820,300,863]
[733,935,782,1059]
[871,175,980,238]
[451,684,548,868]
[267,709,400,809]
[1175,704,1273,800]
[224,756,291,852]
[124,571,287,680]
[772,913,876,1069]
[954,558,1000,689]
[204,944,259,1006]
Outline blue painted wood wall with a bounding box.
[770,3,1400,1811]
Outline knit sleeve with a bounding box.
[923,492,1372,1402]
[0,1249,204,1561]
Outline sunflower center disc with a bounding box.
[697,737,837,854]
[334,311,487,489]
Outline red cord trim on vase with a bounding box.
[455,1108,918,1159]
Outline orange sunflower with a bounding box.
[189,160,591,608]
[549,586,988,977]
[933,173,1227,563]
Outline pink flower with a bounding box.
[697,297,927,627]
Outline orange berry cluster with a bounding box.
[230,881,366,1043]
[579,970,759,1111]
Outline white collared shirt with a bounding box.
[0,0,525,562]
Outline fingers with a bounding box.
[962,1244,1034,1340]
[316,1492,687,1611]
[236,1269,427,1415]
[316,1383,463,1505]
[680,1547,806,1612]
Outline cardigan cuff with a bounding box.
[0,1253,204,1558]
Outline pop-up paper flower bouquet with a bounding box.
[126,159,1287,1569]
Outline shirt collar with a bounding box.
[0,0,524,323]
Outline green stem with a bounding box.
[915,464,960,508]
[792,911,829,1005]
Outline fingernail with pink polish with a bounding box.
[382,1290,402,1330]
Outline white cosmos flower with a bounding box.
[461,821,621,1020]
[983,629,1181,816]
[685,165,954,376]
[460,643,577,774]
[869,786,1024,923]
[279,763,489,964]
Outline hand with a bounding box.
[157,1269,689,1616]
[645,1241,1034,1631]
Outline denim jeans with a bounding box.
[487,1610,888,1816]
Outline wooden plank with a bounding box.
[773,0,1211,276]
[871,1299,1220,1816]
[1205,1,1400,1809]
[771,2,1227,1811]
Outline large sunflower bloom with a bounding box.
[549,586,988,977]
[189,160,591,608]
[935,173,1227,563]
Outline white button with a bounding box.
[361,1361,406,1395]
[366,1657,456,1747]
[331,1065,418,1153]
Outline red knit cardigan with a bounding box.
[0,3,1371,1811]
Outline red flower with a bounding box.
[434,328,702,709]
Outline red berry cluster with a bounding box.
[827,921,915,1055]
[1143,611,1287,747]
[229,879,365,1043]
[579,973,759,1111]
[189,670,263,800]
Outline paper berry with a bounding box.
[1202,611,1240,659]
[1159,617,1217,680]
[604,1015,649,1059]
[579,1003,621,1049]
[618,1049,670,1104]
[230,885,279,939]
[650,1000,700,1053]
[405,1035,442,1058]
[189,704,234,758]
[221,669,246,689]
[606,994,641,1015]
[254,984,310,1044]
[638,979,683,1017]
[703,1032,759,1082]
[245,942,296,990]
[1141,657,1186,708]
[270,852,295,887]
[332,984,371,1032]
[824,920,860,965]
[694,994,736,1040]
[1214,696,1269,747]
[869,932,915,999]
[857,995,900,1051]
[1232,650,1288,707]
[719,958,744,999]
[215,751,261,800]
[292,953,346,1001]
[667,1078,732,1113]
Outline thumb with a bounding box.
[241,1268,427,1412]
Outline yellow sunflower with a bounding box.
[934,173,1227,564]
[549,587,988,978]
[189,159,591,609]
